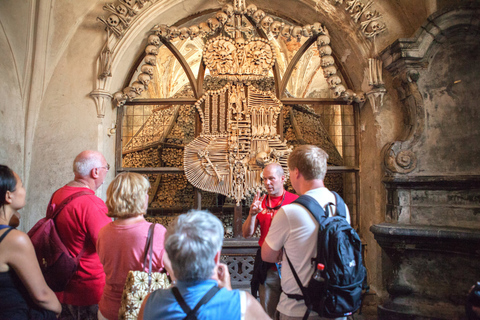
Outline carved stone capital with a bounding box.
[90,89,113,118]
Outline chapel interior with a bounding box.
[1,0,479,318]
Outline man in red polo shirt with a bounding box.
[242,162,298,318]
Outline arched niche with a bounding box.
[104,1,364,242]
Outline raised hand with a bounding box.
[249,190,266,216]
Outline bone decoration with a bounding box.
[112,0,361,106]
[184,83,292,204]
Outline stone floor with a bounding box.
[351,304,378,320]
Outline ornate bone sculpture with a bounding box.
[184,1,293,204]
[185,83,292,204]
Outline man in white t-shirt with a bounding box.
[261,145,350,320]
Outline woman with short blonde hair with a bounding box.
[97,172,167,320]
[106,172,150,218]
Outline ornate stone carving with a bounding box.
[382,69,423,175]
[366,57,386,112]
[89,89,112,118]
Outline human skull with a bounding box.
[364,11,374,20]
[260,16,273,30]
[255,151,269,166]
[207,17,221,31]
[291,26,303,42]
[323,65,337,77]
[333,84,346,98]
[131,81,145,95]
[188,25,199,39]
[370,21,385,33]
[178,27,190,40]
[235,37,245,46]
[167,26,179,40]
[246,4,257,16]
[270,21,283,38]
[141,64,154,76]
[113,91,127,107]
[198,22,211,36]
[317,35,331,47]
[147,34,161,46]
[107,14,120,27]
[353,92,366,103]
[327,75,342,88]
[216,11,228,25]
[281,25,292,41]
[311,22,324,35]
[302,25,312,37]
[252,10,265,24]
[123,86,137,100]
[342,89,355,102]
[137,73,152,87]
[123,0,135,7]
[318,45,332,57]
[155,24,169,38]
[145,45,158,55]
[144,55,156,65]
[321,55,335,67]
[222,4,234,17]
[116,4,128,16]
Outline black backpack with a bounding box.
[285,191,366,319]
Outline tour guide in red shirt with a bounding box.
[242,162,298,318]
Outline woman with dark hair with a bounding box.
[0,165,62,319]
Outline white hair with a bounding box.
[165,210,224,281]
[73,152,103,176]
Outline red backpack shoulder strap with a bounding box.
[47,190,92,220]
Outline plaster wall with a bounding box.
[0,0,33,178]
[414,37,480,176]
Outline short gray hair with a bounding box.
[165,210,224,281]
[73,151,103,176]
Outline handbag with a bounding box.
[118,223,171,320]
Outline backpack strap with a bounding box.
[331,191,347,219]
[47,191,92,220]
[172,285,220,320]
[0,227,14,243]
[292,195,327,222]
[47,190,92,261]
[285,252,313,320]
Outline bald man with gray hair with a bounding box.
[50,150,112,320]
[243,162,298,318]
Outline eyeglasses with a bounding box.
[97,163,110,171]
